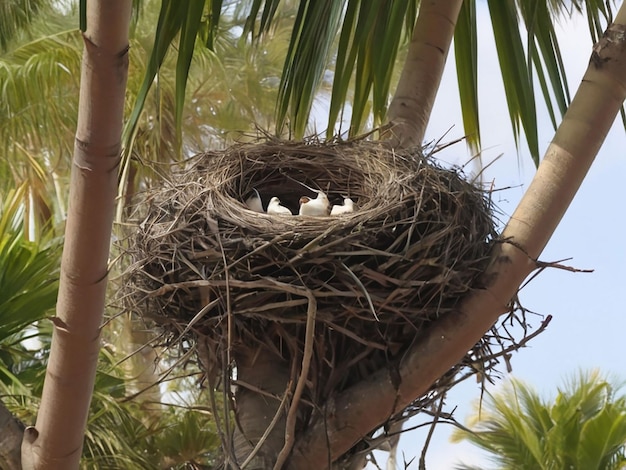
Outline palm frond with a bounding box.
[577,400,626,469]
[241,0,282,39]
[129,0,623,169]
[487,0,540,165]
[454,371,626,469]
[275,1,344,138]
[325,1,418,139]
[0,183,60,342]
[123,1,190,152]
[1,315,220,468]
[175,2,209,149]
[0,30,82,164]
[454,0,480,156]
[82,350,220,469]
[0,0,49,52]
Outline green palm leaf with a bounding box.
[275,1,344,137]
[487,0,540,165]
[455,0,480,156]
[454,371,626,470]
[0,30,82,165]
[0,184,60,342]
[578,403,626,469]
[129,1,622,166]
[519,1,571,123]
[0,0,48,51]
[123,1,189,151]
[176,2,208,146]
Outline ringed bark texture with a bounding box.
[21,2,132,469]
[386,0,463,148]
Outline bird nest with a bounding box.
[122,138,541,459]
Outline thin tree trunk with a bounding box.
[0,400,24,470]
[21,2,132,469]
[287,8,626,469]
[386,0,463,147]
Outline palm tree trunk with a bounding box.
[233,346,290,469]
[287,6,626,468]
[0,401,24,470]
[21,2,132,469]
[386,0,463,147]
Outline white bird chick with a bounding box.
[267,197,293,215]
[298,191,330,216]
[330,197,355,215]
[244,188,263,213]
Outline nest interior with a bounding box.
[125,139,499,423]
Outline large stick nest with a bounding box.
[123,138,526,443]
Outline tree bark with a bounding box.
[233,346,290,469]
[0,400,24,470]
[287,8,626,469]
[386,0,463,147]
[21,2,132,469]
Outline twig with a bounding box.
[341,263,379,321]
[206,357,238,469]
[498,238,594,290]
[479,314,552,361]
[209,217,234,367]
[222,348,238,469]
[419,392,446,470]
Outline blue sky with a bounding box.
[374,7,626,469]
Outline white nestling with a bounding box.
[330,197,355,215]
[244,188,264,213]
[267,197,293,215]
[298,191,330,216]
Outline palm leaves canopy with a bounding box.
[452,370,626,470]
[0,0,291,226]
[1,327,221,469]
[126,0,619,165]
[0,0,50,51]
[2,0,619,209]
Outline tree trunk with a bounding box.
[21,2,132,469]
[287,7,626,469]
[232,346,290,469]
[0,400,24,470]
[386,0,463,147]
